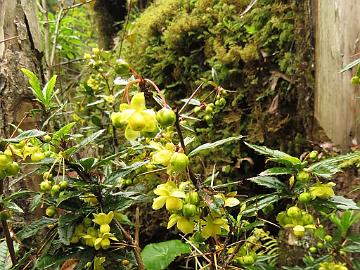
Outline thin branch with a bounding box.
[41,0,50,79]
[0,36,18,44]
[63,0,94,10]
[179,83,204,114]
[49,7,64,75]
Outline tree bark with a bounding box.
[0,0,43,138]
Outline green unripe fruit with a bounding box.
[302,213,314,225]
[128,112,146,131]
[51,184,61,196]
[324,235,333,242]
[276,211,288,226]
[31,152,45,162]
[203,114,213,122]
[5,162,20,176]
[115,59,129,75]
[43,135,52,142]
[59,180,68,189]
[309,150,318,160]
[351,76,360,85]
[299,192,312,203]
[125,179,132,185]
[45,206,56,217]
[205,104,214,114]
[40,180,52,192]
[100,224,111,234]
[194,106,201,114]
[293,225,305,238]
[316,242,324,249]
[43,172,53,180]
[169,152,189,173]
[287,206,302,218]
[0,154,11,169]
[185,191,200,205]
[296,171,310,183]
[182,204,197,217]
[156,108,176,128]
[309,246,317,253]
[121,259,130,266]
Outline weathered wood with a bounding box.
[0,0,43,138]
[315,0,360,148]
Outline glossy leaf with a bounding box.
[248,176,287,191]
[188,136,243,157]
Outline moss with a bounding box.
[121,0,314,160]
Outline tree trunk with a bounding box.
[0,0,43,138]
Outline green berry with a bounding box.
[299,192,312,203]
[296,171,310,183]
[287,206,302,218]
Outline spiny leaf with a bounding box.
[141,240,191,270]
[244,142,301,165]
[17,217,56,240]
[21,68,44,103]
[260,167,295,176]
[242,194,283,216]
[248,176,287,191]
[53,122,76,141]
[65,129,105,156]
[58,214,80,245]
[104,161,149,185]
[188,136,243,157]
[308,152,360,178]
[4,129,46,142]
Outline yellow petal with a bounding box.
[153,188,169,196]
[224,197,240,207]
[94,238,102,250]
[166,197,183,211]
[152,196,167,210]
[130,92,146,111]
[170,190,186,198]
[125,125,140,141]
[167,214,180,229]
[177,217,194,234]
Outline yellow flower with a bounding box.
[167,214,194,234]
[111,93,158,141]
[93,211,114,226]
[201,214,230,239]
[152,181,186,211]
[93,232,118,250]
[309,182,336,199]
[214,192,240,207]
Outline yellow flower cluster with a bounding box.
[111,92,158,141]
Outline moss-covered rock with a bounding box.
[121,0,313,163]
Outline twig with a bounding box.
[49,6,64,75]
[179,83,204,114]
[0,181,17,265]
[114,220,145,270]
[118,0,132,57]
[41,0,50,79]
[63,0,94,10]
[0,36,18,44]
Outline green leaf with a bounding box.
[188,136,243,157]
[308,152,360,178]
[52,122,76,141]
[260,167,294,176]
[5,190,33,201]
[30,193,43,212]
[0,241,9,270]
[104,161,149,185]
[58,214,80,245]
[79,157,97,171]
[42,75,57,106]
[3,201,23,213]
[141,240,191,270]
[103,191,147,212]
[17,217,56,240]
[248,176,287,191]
[244,142,301,166]
[21,68,44,103]
[242,194,283,216]
[65,129,105,155]
[329,196,360,210]
[4,129,46,142]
